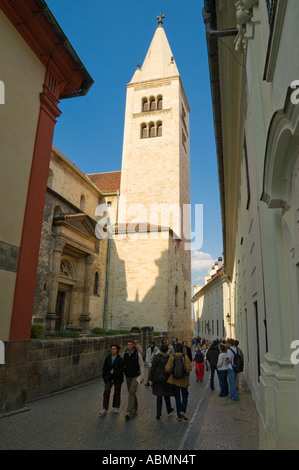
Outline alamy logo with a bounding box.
[95,197,204,251]
[290,80,299,105]
[0,80,4,104]
[290,340,299,365]
[0,341,5,365]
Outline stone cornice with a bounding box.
[133,108,172,119]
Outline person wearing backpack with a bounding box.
[194,343,205,382]
[234,340,244,391]
[149,344,174,419]
[206,340,220,389]
[165,343,192,422]
[226,339,239,401]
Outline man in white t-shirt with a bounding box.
[226,339,239,401]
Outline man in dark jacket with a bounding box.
[206,340,220,390]
[123,340,144,420]
[99,344,125,416]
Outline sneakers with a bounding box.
[180,411,188,421]
[125,412,132,420]
[114,408,119,414]
[99,409,107,417]
[176,417,182,422]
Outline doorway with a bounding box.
[55,291,66,331]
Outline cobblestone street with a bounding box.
[0,367,259,451]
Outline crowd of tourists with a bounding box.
[98,335,244,421]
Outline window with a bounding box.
[149,122,155,138]
[93,272,100,296]
[142,98,149,112]
[254,301,261,379]
[140,121,163,139]
[150,97,156,111]
[80,195,86,211]
[142,95,163,112]
[141,123,147,139]
[182,131,187,151]
[175,285,178,307]
[48,169,54,188]
[157,122,162,137]
[266,0,277,26]
[184,291,187,309]
[157,96,163,110]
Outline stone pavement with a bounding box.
[0,367,259,451]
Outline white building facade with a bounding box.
[192,262,232,341]
[203,0,299,449]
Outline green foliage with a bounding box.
[31,323,45,338]
[46,331,81,338]
[92,327,131,336]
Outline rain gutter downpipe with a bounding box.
[202,0,238,267]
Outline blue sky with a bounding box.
[46,0,223,287]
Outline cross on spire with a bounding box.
[157,13,164,27]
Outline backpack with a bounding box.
[172,354,186,378]
[195,349,204,363]
[229,348,244,373]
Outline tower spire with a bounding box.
[157,13,164,27]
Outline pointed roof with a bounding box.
[130,15,179,83]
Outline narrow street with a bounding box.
[0,367,258,451]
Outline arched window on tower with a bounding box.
[157,95,163,110]
[150,97,156,111]
[149,122,155,138]
[48,168,54,188]
[175,285,179,307]
[184,291,187,309]
[142,98,149,112]
[141,123,147,139]
[157,121,162,137]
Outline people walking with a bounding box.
[99,344,125,416]
[149,344,174,419]
[217,343,229,397]
[206,340,220,390]
[133,339,143,356]
[144,340,159,386]
[123,340,145,419]
[182,340,193,362]
[194,343,205,382]
[226,338,239,401]
[165,343,192,421]
[234,340,244,390]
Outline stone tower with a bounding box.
[119,14,190,236]
[106,15,191,341]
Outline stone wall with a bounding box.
[0,328,162,416]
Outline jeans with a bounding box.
[218,370,229,396]
[173,385,189,418]
[209,365,218,389]
[156,395,172,417]
[228,368,239,399]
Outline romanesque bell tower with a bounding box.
[107,15,191,341]
[120,14,190,233]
